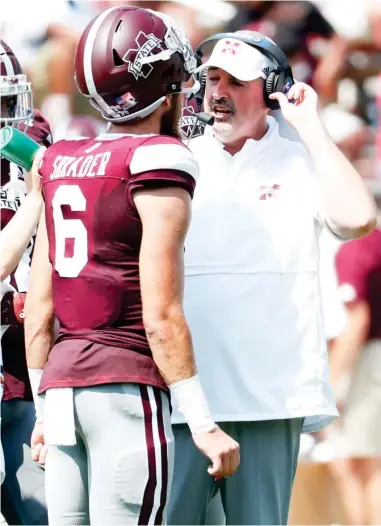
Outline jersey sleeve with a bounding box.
[37,140,66,185]
[128,136,199,198]
[26,110,53,147]
[37,147,51,186]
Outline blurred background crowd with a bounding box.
[1,1,381,524]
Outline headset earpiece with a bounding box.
[264,71,280,110]
[264,66,294,110]
[192,50,207,112]
[195,70,207,105]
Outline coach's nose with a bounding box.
[212,76,230,101]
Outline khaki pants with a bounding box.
[331,340,381,457]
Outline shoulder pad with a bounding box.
[130,136,199,181]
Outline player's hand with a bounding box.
[192,425,240,477]
[31,422,48,465]
[269,82,319,130]
[25,146,46,194]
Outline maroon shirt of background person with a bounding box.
[38,133,197,394]
[1,110,52,401]
[336,227,381,341]
[376,75,381,170]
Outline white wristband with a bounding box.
[169,375,216,435]
[28,368,44,423]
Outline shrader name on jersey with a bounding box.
[50,151,112,180]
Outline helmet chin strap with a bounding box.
[182,79,200,96]
[140,48,201,97]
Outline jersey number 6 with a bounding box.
[52,185,88,278]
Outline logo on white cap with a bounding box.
[221,40,241,56]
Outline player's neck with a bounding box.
[108,116,161,136]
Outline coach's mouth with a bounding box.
[211,105,233,121]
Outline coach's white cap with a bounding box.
[195,37,274,82]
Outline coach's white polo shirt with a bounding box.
[173,117,338,432]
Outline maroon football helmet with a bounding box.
[0,40,33,127]
[74,5,197,123]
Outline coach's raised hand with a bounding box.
[269,81,319,129]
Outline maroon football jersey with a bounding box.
[1,110,52,401]
[38,133,198,393]
[336,227,381,341]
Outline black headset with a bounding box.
[193,30,294,112]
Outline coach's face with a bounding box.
[204,67,268,145]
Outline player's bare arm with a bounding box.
[25,208,55,369]
[24,203,55,465]
[134,186,240,478]
[270,82,377,240]
[134,186,194,384]
[0,147,45,281]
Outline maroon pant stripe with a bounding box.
[154,389,168,525]
[138,385,157,525]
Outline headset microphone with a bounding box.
[194,112,214,126]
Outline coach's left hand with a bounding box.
[269,82,319,130]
